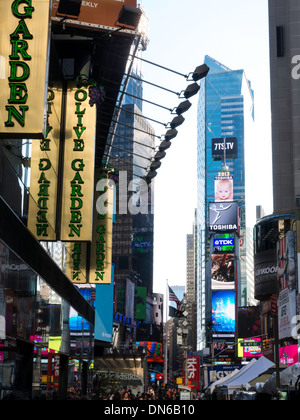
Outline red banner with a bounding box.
[183,355,200,390]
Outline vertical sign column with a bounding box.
[28,84,62,240]
[60,82,96,242]
[89,169,114,284]
[0,0,51,138]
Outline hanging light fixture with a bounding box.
[164,128,178,142]
[181,82,200,99]
[173,100,192,115]
[188,63,210,82]
[154,150,166,160]
[168,115,185,129]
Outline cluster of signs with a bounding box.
[209,140,240,362]
[0,2,133,287]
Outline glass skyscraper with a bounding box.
[196,56,255,350]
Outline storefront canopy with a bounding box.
[211,357,274,394]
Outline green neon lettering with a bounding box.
[9,61,30,82]
[69,224,82,237]
[9,39,31,60]
[11,0,35,19]
[10,18,33,39]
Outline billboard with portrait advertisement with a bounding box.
[277,231,297,340]
[215,176,233,202]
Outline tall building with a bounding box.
[251,0,300,363]
[186,209,197,351]
[268,0,300,213]
[104,41,156,345]
[196,56,255,350]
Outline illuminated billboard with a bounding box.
[238,338,262,358]
[212,137,238,160]
[95,267,115,343]
[279,345,299,366]
[213,234,235,252]
[214,176,233,202]
[211,254,235,290]
[136,341,163,363]
[277,231,296,340]
[209,201,238,232]
[212,290,235,336]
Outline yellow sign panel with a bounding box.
[0,0,51,138]
[65,242,88,284]
[89,170,114,284]
[28,85,62,240]
[60,83,96,241]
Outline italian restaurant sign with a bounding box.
[0,0,51,138]
[65,242,88,284]
[28,84,62,240]
[60,82,96,242]
[89,169,114,284]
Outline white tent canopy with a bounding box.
[211,357,274,395]
[208,368,240,393]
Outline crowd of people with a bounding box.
[1,386,203,400]
[95,387,202,401]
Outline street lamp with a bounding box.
[187,63,210,82]
[168,115,185,129]
[180,82,200,99]
[173,100,192,115]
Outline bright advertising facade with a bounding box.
[0,0,140,398]
[196,55,255,352]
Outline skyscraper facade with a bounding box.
[196,56,255,350]
[268,0,300,213]
[104,43,156,344]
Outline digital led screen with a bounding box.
[212,290,236,335]
[214,176,233,202]
[238,338,262,358]
[211,254,235,290]
[136,341,163,363]
[213,235,234,250]
[212,137,238,160]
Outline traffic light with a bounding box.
[262,339,269,350]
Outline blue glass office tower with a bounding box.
[196,56,255,350]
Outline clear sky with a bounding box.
[138,0,273,296]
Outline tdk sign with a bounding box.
[213,238,234,247]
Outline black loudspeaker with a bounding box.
[57,0,82,17]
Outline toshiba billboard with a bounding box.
[52,0,137,30]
